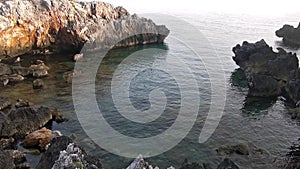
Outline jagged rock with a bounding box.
[29,61,49,77]
[73,53,83,61]
[5,150,27,168]
[126,155,159,169]
[0,0,169,57]
[37,136,102,169]
[50,108,68,123]
[11,66,30,77]
[15,98,32,108]
[217,158,239,169]
[285,139,300,169]
[0,107,52,137]
[216,143,250,155]
[232,39,299,100]
[0,97,11,110]
[33,79,44,89]
[0,137,14,149]
[276,23,300,47]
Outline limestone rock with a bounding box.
[0,0,169,57]
[37,136,102,169]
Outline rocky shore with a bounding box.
[0,0,169,59]
[276,23,300,47]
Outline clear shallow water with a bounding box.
[1,12,300,168]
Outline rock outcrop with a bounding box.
[37,136,102,169]
[0,107,52,137]
[232,39,300,104]
[276,23,300,47]
[0,0,169,58]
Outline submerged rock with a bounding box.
[216,158,239,169]
[216,143,250,155]
[276,23,300,47]
[0,0,169,57]
[33,79,45,89]
[232,39,300,103]
[37,136,102,169]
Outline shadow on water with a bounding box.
[230,68,277,117]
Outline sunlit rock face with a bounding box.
[0,0,169,58]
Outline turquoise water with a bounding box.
[1,12,300,168]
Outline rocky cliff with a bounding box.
[0,0,169,58]
[276,23,300,47]
[232,39,300,104]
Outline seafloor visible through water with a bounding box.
[1,12,300,168]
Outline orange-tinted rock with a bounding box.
[22,127,53,149]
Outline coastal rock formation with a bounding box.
[232,39,300,103]
[0,149,14,169]
[37,136,102,169]
[276,23,300,47]
[0,107,52,137]
[0,0,169,58]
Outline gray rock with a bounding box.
[276,23,300,47]
[0,107,52,137]
[15,98,31,108]
[0,97,11,110]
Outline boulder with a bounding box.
[29,61,49,78]
[0,107,52,137]
[22,127,53,149]
[37,136,102,169]
[15,98,32,108]
[0,137,14,150]
[276,23,300,47]
[0,0,169,57]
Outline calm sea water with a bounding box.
[1,12,300,168]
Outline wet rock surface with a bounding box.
[0,0,169,57]
[216,158,239,169]
[276,23,300,47]
[232,39,300,104]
